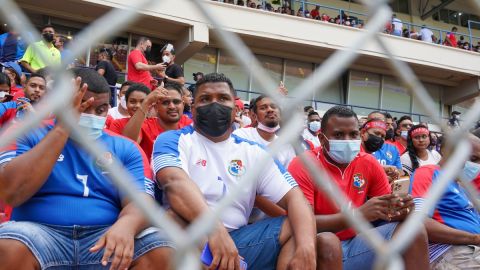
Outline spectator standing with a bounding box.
[0,68,174,269]
[288,105,429,270]
[127,37,165,89]
[419,25,436,43]
[20,25,61,73]
[411,135,480,268]
[0,27,26,63]
[96,48,118,87]
[310,5,320,20]
[54,36,74,67]
[188,72,203,95]
[160,44,185,85]
[302,111,321,148]
[391,14,403,36]
[109,82,192,158]
[444,27,458,47]
[401,124,441,176]
[448,111,461,128]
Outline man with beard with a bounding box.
[20,25,61,73]
[127,37,165,89]
[233,95,296,168]
[118,81,192,158]
[0,73,46,128]
[151,72,335,270]
[182,87,193,119]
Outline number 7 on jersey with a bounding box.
[76,174,90,197]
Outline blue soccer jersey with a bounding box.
[372,142,402,169]
[0,123,154,226]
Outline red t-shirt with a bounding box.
[310,9,319,19]
[446,33,457,47]
[127,49,153,89]
[392,140,406,155]
[109,115,192,159]
[288,148,391,240]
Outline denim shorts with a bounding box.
[342,222,398,270]
[0,221,174,270]
[229,216,286,270]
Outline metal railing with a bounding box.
[1,0,480,269]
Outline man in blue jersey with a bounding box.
[0,68,173,270]
[152,73,341,270]
[411,134,480,268]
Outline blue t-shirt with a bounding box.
[372,142,402,169]
[0,124,154,226]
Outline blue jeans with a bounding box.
[0,221,174,270]
[229,216,286,270]
[342,222,398,270]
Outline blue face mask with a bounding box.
[308,121,321,133]
[401,130,408,139]
[325,138,361,164]
[78,113,106,139]
[459,161,480,182]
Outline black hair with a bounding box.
[0,73,11,87]
[163,81,183,96]
[304,105,313,112]
[119,81,133,91]
[41,24,54,32]
[135,37,149,47]
[406,124,433,172]
[251,95,268,114]
[125,83,151,102]
[321,106,358,133]
[194,72,236,98]
[384,112,393,119]
[27,73,46,84]
[307,111,319,118]
[396,115,412,131]
[99,48,113,60]
[5,67,21,85]
[71,68,110,95]
[36,67,52,79]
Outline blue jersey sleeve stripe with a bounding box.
[144,178,155,197]
[152,154,182,174]
[283,172,298,188]
[413,198,425,212]
[0,151,16,165]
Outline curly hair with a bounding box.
[406,124,433,172]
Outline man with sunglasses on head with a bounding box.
[115,81,192,159]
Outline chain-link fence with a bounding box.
[1,0,480,269]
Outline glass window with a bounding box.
[412,83,441,117]
[314,79,342,104]
[382,76,411,114]
[251,55,282,94]
[218,49,249,91]
[348,70,380,110]
[440,9,449,24]
[184,47,217,85]
[284,60,312,97]
[448,10,459,25]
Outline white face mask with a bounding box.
[119,95,127,109]
[326,138,361,164]
[162,55,171,64]
[401,130,408,139]
[0,92,6,98]
[308,121,321,133]
[459,161,480,182]
[257,122,280,133]
[78,113,107,139]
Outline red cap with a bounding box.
[235,99,244,110]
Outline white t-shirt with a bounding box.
[392,18,403,32]
[108,106,129,120]
[233,127,296,169]
[401,150,442,175]
[152,126,297,231]
[302,128,321,148]
[420,28,434,43]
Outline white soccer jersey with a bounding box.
[233,127,296,168]
[302,128,321,148]
[152,125,297,231]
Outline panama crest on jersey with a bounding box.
[353,173,366,190]
[228,159,245,176]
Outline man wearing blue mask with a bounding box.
[302,111,321,148]
[288,105,429,270]
[411,134,480,269]
[0,68,174,269]
[152,72,339,270]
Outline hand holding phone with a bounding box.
[391,177,410,195]
[201,243,247,270]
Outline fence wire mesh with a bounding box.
[1,0,480,269]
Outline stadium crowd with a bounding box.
[0,23,480,270]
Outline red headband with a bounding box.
[363,121,386,131]
[411,127,429,137]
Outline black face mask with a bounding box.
[364,134,384,153]
[145,47,151,55]
[195,102,232,137]
[385,128,394,140]
[42,33,54,43]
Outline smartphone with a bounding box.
[201,243,247,270]
[391,176,410,195]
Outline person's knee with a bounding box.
[131,247,174,270]
[316,232,342,261]
[0,239,40,270]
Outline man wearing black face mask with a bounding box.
[152,73,320,270]
[20,25,61,73]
